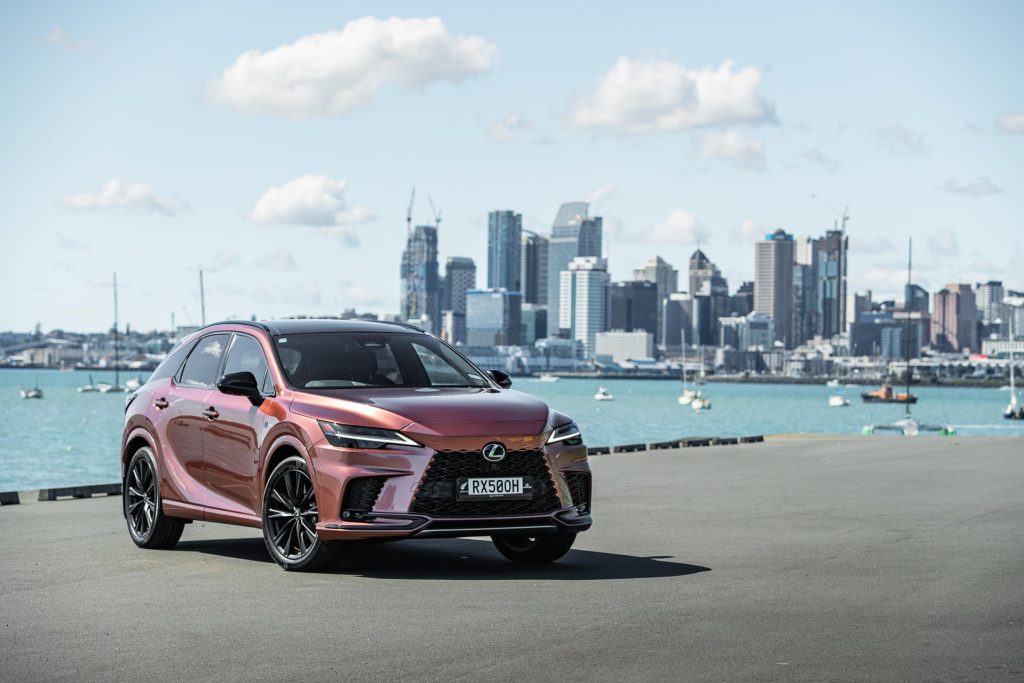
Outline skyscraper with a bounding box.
[688,249,720,296]
[400,224,441,334]
[546,202,602,338]
[975,280,1004,323]
[814,230,848,340]
[466,288,522,347]
[633,256,678,345]
[521,231,548,305]
[440,256,476,344]
[754,229,796,348]
[487,211,522,291]
[932,284,977,353]
[559,256,609,357]
[609,281,658,335]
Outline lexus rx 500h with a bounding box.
[122,319,592,571]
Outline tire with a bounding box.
[262,456,343,571]
[124,447,185,549]
[491,532,577,564]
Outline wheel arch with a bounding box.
[122,426,158,479]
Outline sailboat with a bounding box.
[864,239,954,436]
[20,374,44,399]
[1005,315,1023,420]
[678,363,697,405]
[78,373,99,393]
[99,273,125,393]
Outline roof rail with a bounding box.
[381,320,426,333]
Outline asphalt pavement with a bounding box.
[1,435,1022,681]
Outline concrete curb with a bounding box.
[37,483,122,502]
[588,435,764,456]
[0,490,20,505]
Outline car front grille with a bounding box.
[565,472,591,512]
[410,449,561,517]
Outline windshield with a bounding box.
[273,332,491,389]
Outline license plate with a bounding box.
[457,477,533,500]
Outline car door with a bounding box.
[201,332,275,519]
[155,333,229,507]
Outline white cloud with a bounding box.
[801,148,843,172]
[340,283,385,308]
[254,251,298,271]
[995,112,1024,133]
[44,27,90,49]
[874,125,929,156]
[209,17,496,117]
[642,209,709,245]
[487,113,531,142]
[939,176,1003,197]
[691,130,765,169]
[199,251,241,273]
[248,175,376,233]
[730,218,762,243]
[859,265,919,298]
[565,58,775,135]
[586,183,619,207]
[928,228,959,257]
[61,179,183,215]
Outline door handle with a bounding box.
[154,397,169,409]
[202,407,220,420]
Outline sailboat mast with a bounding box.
[113,272,120,388]
[904,239,912,418]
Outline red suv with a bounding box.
[122,320,592,570]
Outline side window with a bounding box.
[148,339,197,383]
[412,342,469,386]
[177,334,229,389]
[223,334,272,395]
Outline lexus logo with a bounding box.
[481,442,507,462]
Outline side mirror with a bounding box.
[217,371,264,407]
[489,370,513,389]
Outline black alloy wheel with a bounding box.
[262,456,342,571]
[491,532,577,564]
[124,447,184,549]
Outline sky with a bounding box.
[2,1,1022,332]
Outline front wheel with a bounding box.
[491,532,577,564]
[262,456,342,571]
[124,447,185,549]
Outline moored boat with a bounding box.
[861,383,916,404]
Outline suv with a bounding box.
[122,320,592,571]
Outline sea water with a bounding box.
[1,369,1020,490]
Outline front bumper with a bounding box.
[309,432,591,541]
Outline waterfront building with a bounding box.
[400,224,441,334]
[633,256,678,345]
[439,256,476,344]
[441,311,466,346]
[595,330,654,364]
[521,303,547,344]
[521,231,548,305]
[546,202,602,338]
[661,293,693,357]
[932,284,977,353]
[559,256,609,358]
[609,281,658,336]
[466,288,522,347]
[487,211,523,292]
[719,312,775,351]
[729,281,755,317]
[754,229,796,348]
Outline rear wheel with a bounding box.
[262,456,342,571]
[491,532,577,564]
[124,447,185,549]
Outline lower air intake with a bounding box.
[342,477,385,514]
[565,472,591,513]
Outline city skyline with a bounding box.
[3,2,1022,332]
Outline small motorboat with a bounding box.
[828,394,850,407]
[691,395,711,411]
[78,374,100,393]
[20,387,44,399]
[861,383,916,404]
[677,389,698,406]
[594,386,614,401]
[537,373,560,383]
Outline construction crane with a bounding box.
[811,193,849,233]
[406,187,416,236]
[428,196,442,231]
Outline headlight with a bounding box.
[547,421,582,445]
[318,421,422,449]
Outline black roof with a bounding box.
[206,319,424,336]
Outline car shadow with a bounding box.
[177,537,710,581]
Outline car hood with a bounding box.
[290,387,551,436]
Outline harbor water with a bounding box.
[1,369,1021,490]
